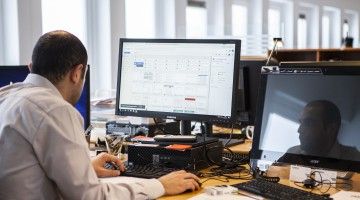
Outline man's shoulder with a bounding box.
[339,144,360,154]
[338,143,360,160]
[287,145,301,154]
[2,84,71,113]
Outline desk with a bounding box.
[158,141,252,200]
[228,139,252,154]
[158,141,360,199]
[158,164,360,199]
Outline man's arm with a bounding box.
[32,106,164,199]
[32,105,200,199]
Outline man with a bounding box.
[0,30,200,199]
[287,100,360,160]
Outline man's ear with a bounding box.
[70,64,84,84]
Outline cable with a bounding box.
[224,123,235,147]
[251,167,280,183]
[292,170,353,196]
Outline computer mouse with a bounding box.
[184,180,202,193]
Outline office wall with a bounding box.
[1,0,360,94]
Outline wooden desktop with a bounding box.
[158,140,360,200]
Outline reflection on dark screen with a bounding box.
[259,75,360,161]
[0,66,90,129]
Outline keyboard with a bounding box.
[233,179,331,200]
[121,164,179,179]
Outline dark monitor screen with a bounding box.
[75,68,90,129]
[0,65,90,129]
[238,59,268,124]
[115,39,241,123]
[0,65,29,84]
[251,66,360,172]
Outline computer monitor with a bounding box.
[238,58,268,125]
[251,65,360,173]
[75,67,91,129]
[0,65,90,129]
[115,39,241,134]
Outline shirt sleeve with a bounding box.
[32,105,165,200]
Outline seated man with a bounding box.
[287,100,360,160]
[0,30,200,199]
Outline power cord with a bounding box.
[293,170,353,195]
[251,167,280,183]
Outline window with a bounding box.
[343,10,359,47]
[0,0,19,64]
[186,1,207,38]
[125,0,155,38]
[322,15,330,48]
[268,8,281,47]
[343,19,350,38]
[232,4,247,36]
[322,6,341,48]
[41,0,87,45]
[297,14,307,48]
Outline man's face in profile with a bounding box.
[297,106,328,154]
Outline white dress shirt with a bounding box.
[0,74,165,200]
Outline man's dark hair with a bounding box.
[31,30,87,83]
[307,100,341,129]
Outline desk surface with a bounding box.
[158,140,360,199]
[158,165,360,200]
[228,139,252,154]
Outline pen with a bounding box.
[84,124,93,136]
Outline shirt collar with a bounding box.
[23,73,63,99]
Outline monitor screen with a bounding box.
[116,39,241,123]
[0,65,90,129]
[239,59,268,124]
[251,66,360,172]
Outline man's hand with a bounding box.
[91,153,125,177]
[158,170,201,195]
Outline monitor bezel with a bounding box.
[115,38,241,123]
[80,67,90,129]
[251,66,360,173]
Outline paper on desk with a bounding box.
[188,193,256,200]
[331,191,360,200]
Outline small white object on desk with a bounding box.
[204,185,237,196]
[331,191,360,200]
[289,165,337,185]
[188,185,259,200]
